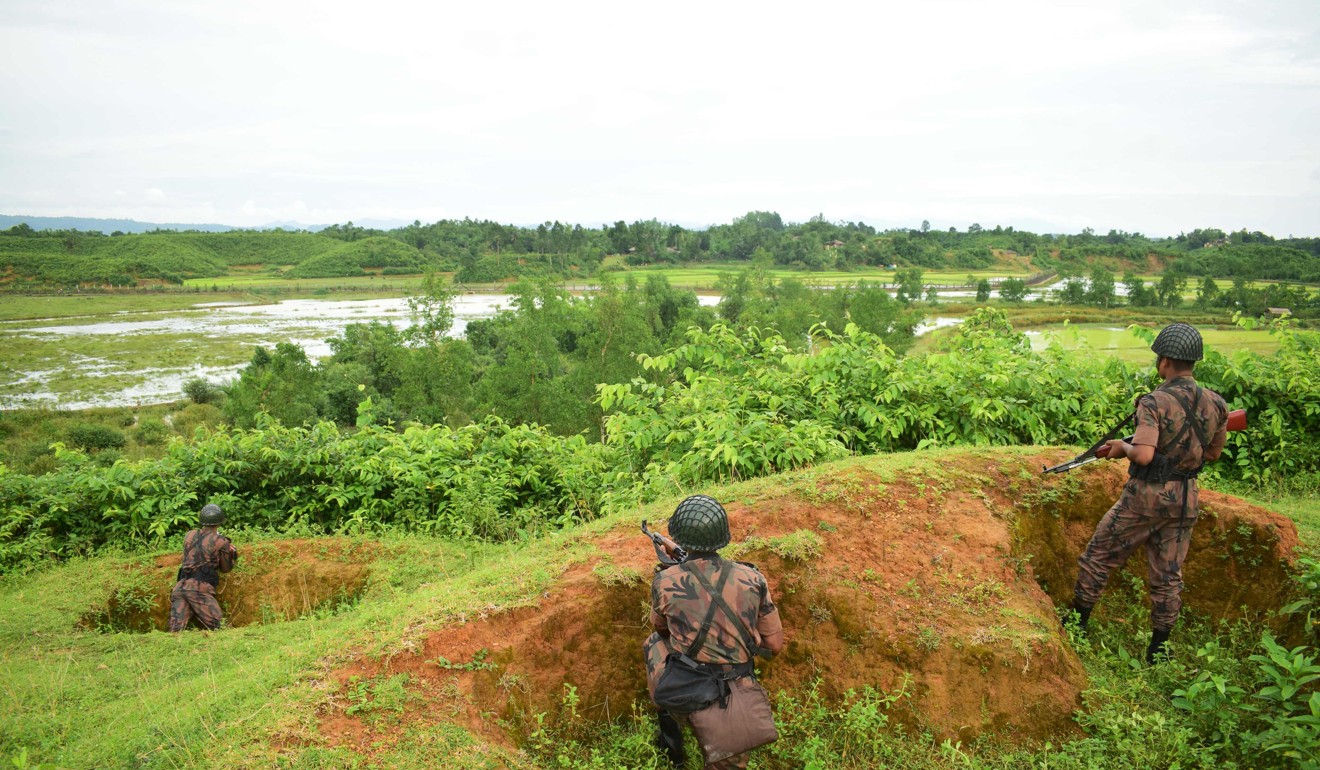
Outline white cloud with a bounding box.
[0,0,1317,234]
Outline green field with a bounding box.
[602,263,1033,289]
[181,273,431,292]
[1025,323,1282,363]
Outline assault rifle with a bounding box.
[1043,408,1247,474]
[642,520,687,566]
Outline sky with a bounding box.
[1,0,1318,236]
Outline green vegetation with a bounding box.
[3,216,1320,768]
[1,452,1317,769]
[5,308,1317,575]
[5,215,1319,296]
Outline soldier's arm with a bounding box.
[649,579,670,637]
[757,609,785,656]
[1205,399,1229,462]
[217,537,238,573]
[755,576,786,656]
[1112,394,1159,465]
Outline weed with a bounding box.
[591,562,644,587]
[917,626,942,652]
[431,648,497,672]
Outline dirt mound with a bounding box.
[315,451,1300,751]
[83,538,376,632]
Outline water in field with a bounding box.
[0,294,723,410]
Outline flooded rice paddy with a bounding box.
[0,295,722,410]
[0,296,518,409]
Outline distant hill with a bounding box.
[0,214,412,235]
[0,214,244,234]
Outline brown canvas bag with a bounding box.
[687,675,778,764]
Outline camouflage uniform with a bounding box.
[168,527,238,632]
[645,554,784,770]
[1073,375,1228,631]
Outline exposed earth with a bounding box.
[225,450,1296,755]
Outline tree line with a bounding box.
[4,214,1319,289]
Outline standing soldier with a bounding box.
[168,503,239,632]
[1070,323,1228,663]
[644,495,786,770]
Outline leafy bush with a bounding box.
[0,416,624,570]
[133,420,170,446]
[65,424,127,452]
[170,403,223,438]
[182,378,221,405]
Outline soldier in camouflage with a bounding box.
[645,495,786,770]
[168,503,239,632]
[1070,323,1228,663]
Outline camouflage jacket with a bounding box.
[649,554,782,665]
[175,527,238,592]
[1122,375,1229,518]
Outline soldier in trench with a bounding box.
[168,503,239,632]
[1069,323,1228,664]
[644,495,786,770]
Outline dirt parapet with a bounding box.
[1015,455,1300,629]
[83,538,375,632]
[315,450,1301,751]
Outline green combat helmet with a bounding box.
[199,503,225,527]
[667,495,730,552]
[1151,322,1204,362]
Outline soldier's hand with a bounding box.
[1103,439,1128,460]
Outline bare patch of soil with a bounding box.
[82,538,376,632]
[312,450,1301,752]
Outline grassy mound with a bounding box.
[0,448,1308,769]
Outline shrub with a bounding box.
[171,403,223,438]
[183,378,221,405]
[133,420,170,447]
[65,424,127,452]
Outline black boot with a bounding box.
[1146,627,1172,665]
[655,711,686,769]
[1067,600,1092,636]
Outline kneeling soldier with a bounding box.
[644,495,786,770]
[168,503,239,632]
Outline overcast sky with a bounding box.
[1,0,1317,236]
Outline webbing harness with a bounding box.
[1129,384,1210,539]
[176,530,220,587]
[665,559,768,708]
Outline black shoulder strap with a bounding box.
[681,560,732,659]
[688,560,772,660]
[1164,385,1209,454]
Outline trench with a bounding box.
[82,539,375,633]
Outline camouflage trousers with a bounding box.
[1073,504,1196,632]
[168,583,224,632]
[644,632,751,770]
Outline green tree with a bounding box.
[1124,271,1154,307]
[222,344,322,428]
[975,279,991,303]
[1085,268,1116,308]
[407,271,456,346]
[1059,276,1086,305]
[998,278,1028,302]
[1157,271,1188,309]
[1196,277,1221,308]
[894,267,924,305]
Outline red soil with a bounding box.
[310,451,1298,755]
